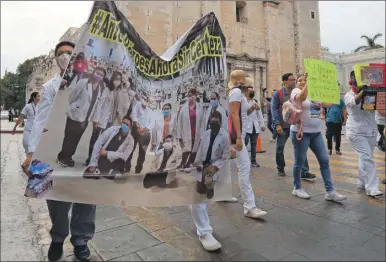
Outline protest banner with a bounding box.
[354,63,386,87]
[25,1,233,207]
[304,58,340,104]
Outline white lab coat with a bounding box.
[67,79,104,123]
[245,99,265,134]
[344,91,380,195]
[88,125,135,167]
[201,105,228,134]
[152,114,177,149]
[20,102,38,153]
[111,88,134,126]
[131,101,154,131]
[194,128,230,175]
[176,102,203,153]
[28,75,62,154]
[93,88,114,129]
[150,147,178,172]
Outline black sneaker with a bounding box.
[336,150,342,155]
[74,245,90,262]
[301,172,316,181]
[56,158,68,167]
[382,178,386,184]
[278,169,286,176]
[251,160,260,168]
[48,242,63,262]
[328,150,332,155]
[68,158,75,167]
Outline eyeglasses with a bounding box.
[210,98,217,100]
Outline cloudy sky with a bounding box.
[1,1,385,77]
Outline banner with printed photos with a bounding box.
[26,1,233,207]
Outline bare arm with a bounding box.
[377,109,386,117]
[230,101,242,139]
[297,85,308,102]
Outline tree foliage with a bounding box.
[354,33,384,52]
[0,55,46,110]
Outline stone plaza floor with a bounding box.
[1,130,385,261]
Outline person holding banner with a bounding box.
[57,67,107,167]
[177,88,204,173]
[201,92,228,134]
[189,110,230,251]
[344,71,385,197]
[228,70,267,218]
[289,73,347,201]
[23,41,96,262]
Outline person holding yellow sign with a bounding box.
[289,73,347,202]
[344,71,385,197]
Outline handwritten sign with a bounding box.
[377,92,386,110]
[304,59,340,104]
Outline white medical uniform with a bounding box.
[344,91,380,195]
[190,128,230,236]
[20,102,38,154]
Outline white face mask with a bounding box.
[113,80,121,87]
[128,90,136,97]
[163,142,172,151]
[57,53,71,70]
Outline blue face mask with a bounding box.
[210,100,218,108]
[162,110,169,116]
[121,123,129,133]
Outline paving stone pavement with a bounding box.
[1,130,385,261]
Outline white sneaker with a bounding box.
[325,191,347,202]
[199,234,222,251]
[184,167,192,173]
[245,208,267,218]
[292,188,310,199]
[367,190,383,197]
[269,139,275,143]
[217,197,238,203]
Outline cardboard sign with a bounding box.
[304,59,340,104]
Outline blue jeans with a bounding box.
[276,128,310,174]
[290,131,334,192]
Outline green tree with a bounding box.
[354,33,384,52]
[0,55,46,110]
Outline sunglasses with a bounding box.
[57,51,72,56]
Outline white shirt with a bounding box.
[28,75,62,153]
[229,88,249,139]
[245,99,265,134]
[290,88,322,133]
[20,103,38,131]
[132,101,154,131]
[344,91,377,137]
[375,111,385,125]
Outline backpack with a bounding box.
[282,100,302,125]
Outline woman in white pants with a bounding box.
[12,92,40,154]
[344,71,385,197]
[188,71,268,252]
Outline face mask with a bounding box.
[210,122,220,134]
[162,109,169,116]
[249,92,255,98]
[210,100,218,108]
[57,53,71,70]
[128,90,136,97]
[113,80,121,87]
[94,74,103,82]
[163,142,172,151]
[121,123,129,133]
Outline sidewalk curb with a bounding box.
[0,130,23,134]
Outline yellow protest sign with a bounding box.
[304,59,340,104]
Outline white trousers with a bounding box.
[22,129,31,155]
[189,203,212,236]
[189,141,257,237]
[348,135,380,194]
[235,141,256,213]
